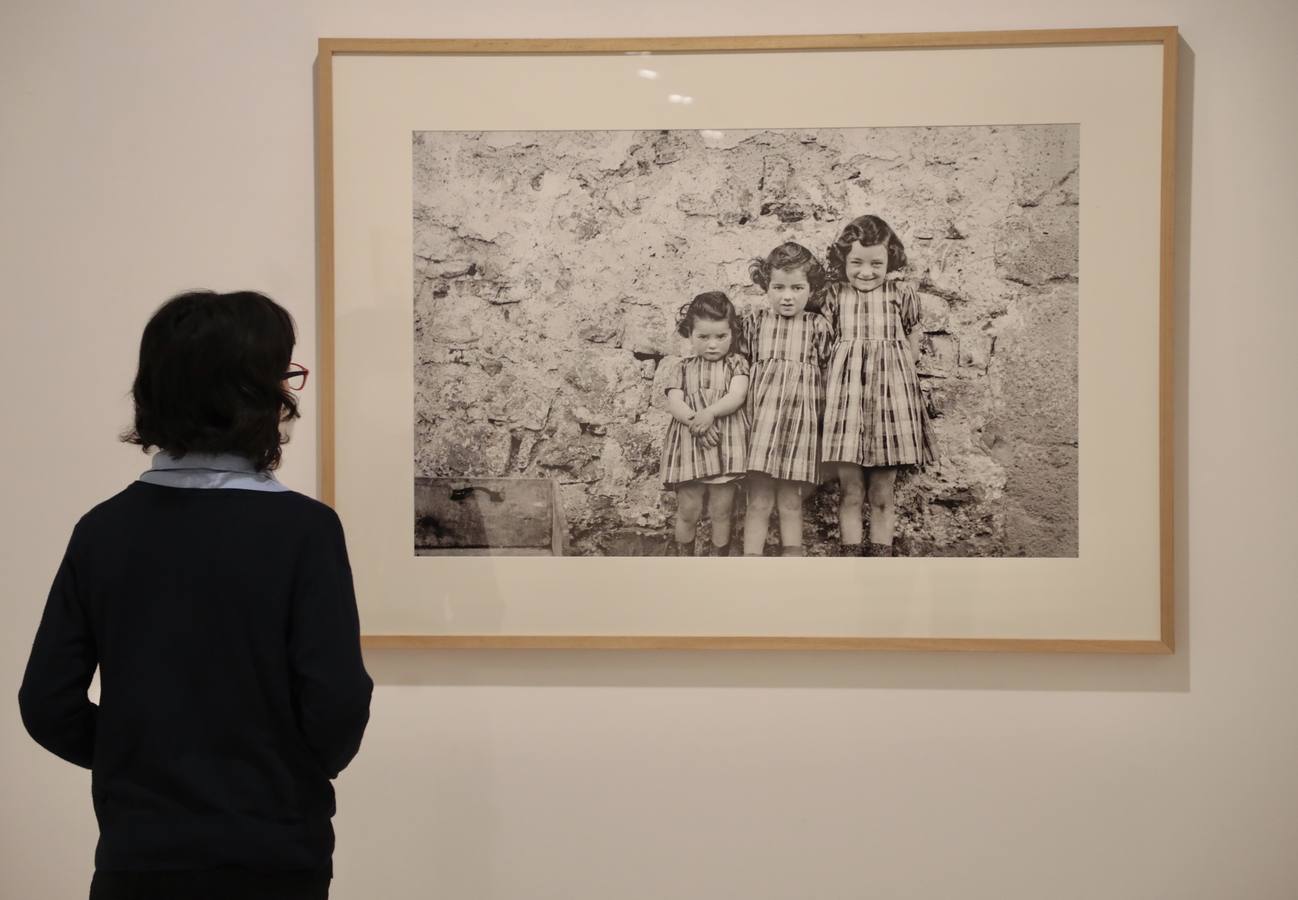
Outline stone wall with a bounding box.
[413,125,1079,556]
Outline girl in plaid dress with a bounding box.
[822,215,937,556]
[740,242,834,557]
[660,292,751,556]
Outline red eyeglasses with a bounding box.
[283,363,309,391]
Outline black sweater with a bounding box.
[18,482,373,875]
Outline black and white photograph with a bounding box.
[412,124,1079,558]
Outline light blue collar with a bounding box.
[139,451,288,492]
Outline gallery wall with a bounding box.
[3,1,1296,898]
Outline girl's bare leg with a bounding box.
[837,464,866,545]
[775,479,805,551]
[674,483,705,545]
[743,473,775,556]
[866,467,899,546]
[707,482,737,548]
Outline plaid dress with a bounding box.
[659,354,751,488]
[822,280,937,468]
[743,307,834,484]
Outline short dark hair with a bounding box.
[826,214,907,282]
[748,241,828,312]
[675,290,739,339]
[123,290,299,471]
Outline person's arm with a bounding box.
[738,306,756,360]
[288,508,373,779]
[900,282,923,366]
[702,375,750,419]
[692,370,750,433]
[19,530,98,769]
[815,315,835,368]
[665,388,696,425]
[821,283,840,335]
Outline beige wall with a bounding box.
[3,1,1296,898]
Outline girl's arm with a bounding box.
[814,315,834,368]
[900,282,923,366]
[665,388,695,425]
[692,374,750,433]
[907,329,922,367]
[821,282,840,330]
[739,305,757,360]
[703,374,750,418]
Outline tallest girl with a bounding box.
[822,214,937,556]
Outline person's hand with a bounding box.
[699,424,720,449]
[690,409,716,434]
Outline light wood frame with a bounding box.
[315,27,1178,652]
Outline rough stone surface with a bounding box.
[413,125,1079,556]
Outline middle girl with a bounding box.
[741,241,834,557]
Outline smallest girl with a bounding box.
[660,291,751,556]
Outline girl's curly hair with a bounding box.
[748,241,828,312]
[826,214,907,282]
[675,290,740,339]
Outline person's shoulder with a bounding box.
[247,491,348,551]
[726,352,751,373]
[83,482,337,524]
[273,490,344,528]
[72,484,146,537]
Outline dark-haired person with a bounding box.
[822,215,937,557]
[19,290,373,900]
[740,241,834,557]
[659,290,751,556]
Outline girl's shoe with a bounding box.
[675,540,696,556]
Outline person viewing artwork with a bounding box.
[18,290,372,900]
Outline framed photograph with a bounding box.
[316,28,1177,651]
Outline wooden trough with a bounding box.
[414,476,567,556]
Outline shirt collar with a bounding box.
[150,451,260,473]
[139,451,288,492]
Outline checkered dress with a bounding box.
[742,307,834,484]
[822,280,937,468]
[659,354,751,488]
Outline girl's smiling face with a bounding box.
[689,317,732,361]
[844,241,889,292]
[767,266,811,317]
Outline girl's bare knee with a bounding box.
[677,489,704,523]
[867,475,896,511]
[709,488,735,517]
